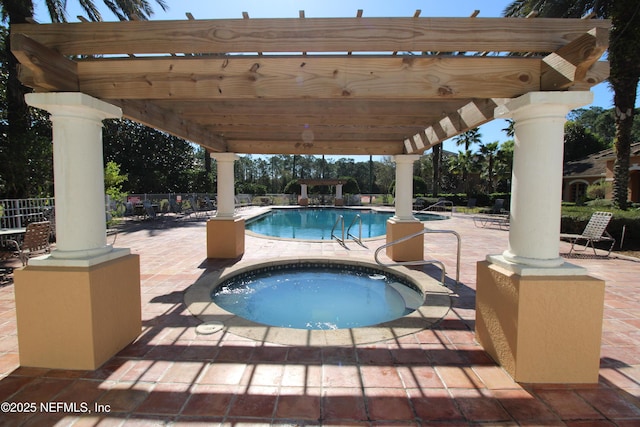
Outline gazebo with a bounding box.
[296,179,348,206]
[11,12,610,383]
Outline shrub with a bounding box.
[586,181,610,200]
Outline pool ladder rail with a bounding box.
[331,214,365,247]
[374,227,461,287]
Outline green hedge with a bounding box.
[415,193,511,208]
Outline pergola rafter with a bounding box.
[11,14,610,155]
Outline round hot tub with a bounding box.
[212,263,425,330]
[185,257,452,346]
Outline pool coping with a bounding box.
[184,256,453,346]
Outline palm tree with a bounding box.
[448,150,478,195]
[478,141,500,193]
[504,0,640,210]
[431,144,442,196]
[0,0,168,198]
[453,128,482,188]
[454,128,482,152]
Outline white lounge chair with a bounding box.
[560,211,616,256]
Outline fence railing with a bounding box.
[0,198,55,229]
[0,198,55,246]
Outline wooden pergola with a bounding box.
[11,12,609,156]
[10,13,614,381]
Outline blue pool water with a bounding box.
[212,264,424,330]
[246,208,442,240]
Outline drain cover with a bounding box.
[195,321,224,335]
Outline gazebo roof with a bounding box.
[11,13,610,156]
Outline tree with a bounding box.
[431,144,442,196]
[375,157,395,195]
[104,161,127,201]
[447,150,478,194]
[453,128,482,188]
[504,0,640,209]
[478,141,500,193]
[0,0,167,198]
[495,140,515,193]
[102,119,197,193]
[569,106,640,145]
[563,121,609,162]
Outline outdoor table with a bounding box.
[0,227,26,237]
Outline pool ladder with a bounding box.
[331,214,365,247]
[374,228,461,287]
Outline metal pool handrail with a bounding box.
[331,215,345,245]
[419,200,454,216]
[374,228,461,286]
[346,214,365,247]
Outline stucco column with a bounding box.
[386,155,422,261]
[211,153,239,218]
[207,153,244,258]
[16,93,141,370]
[300,183,309,206]
[335,183,344,206]
[393,155,421,220]
[494,91,593,270]
[26,93,123,262]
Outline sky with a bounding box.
[33,0,634,159]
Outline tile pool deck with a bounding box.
[0,208,639,426]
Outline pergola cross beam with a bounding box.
[10,16,610,156]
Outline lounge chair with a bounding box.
[6,221,51,266]
[462,198,477,213]
[473,213,509,230]
[560,211,616,256]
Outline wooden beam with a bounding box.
[541,27,608,90]
[76,56,540,100]
[226,139,404,155]
[216,128,417,141]
[159,99,471,117]
[11,33,79,92]
[181,112,447,127]
[109,99,227,152]
[405,98,508,153]
[12,18,610,56]
[571,60,609,90]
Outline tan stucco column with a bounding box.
[299,183,309,206]
[476,92,605,383]
[15,93,141,370]
[386,155,423,261]
[207,153,244,258]
[335,183,344,206]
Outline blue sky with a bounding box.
[33,0,632,157]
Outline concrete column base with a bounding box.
[334,198,344,207]
[207,217,245,259]
[475,260,605,383]
[385,219,424,262]
[299,198,309,206]
[14,254,141,370]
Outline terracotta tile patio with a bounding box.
[0,209,639,425]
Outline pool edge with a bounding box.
[184,256,453,346]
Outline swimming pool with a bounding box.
[246,208,444,240]
[212,262,424,330]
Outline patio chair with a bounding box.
[462,198,477,213]
[6,221,51,266]
[488,198,506,214]
[560,211,616,256]
[143,200,157,220]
